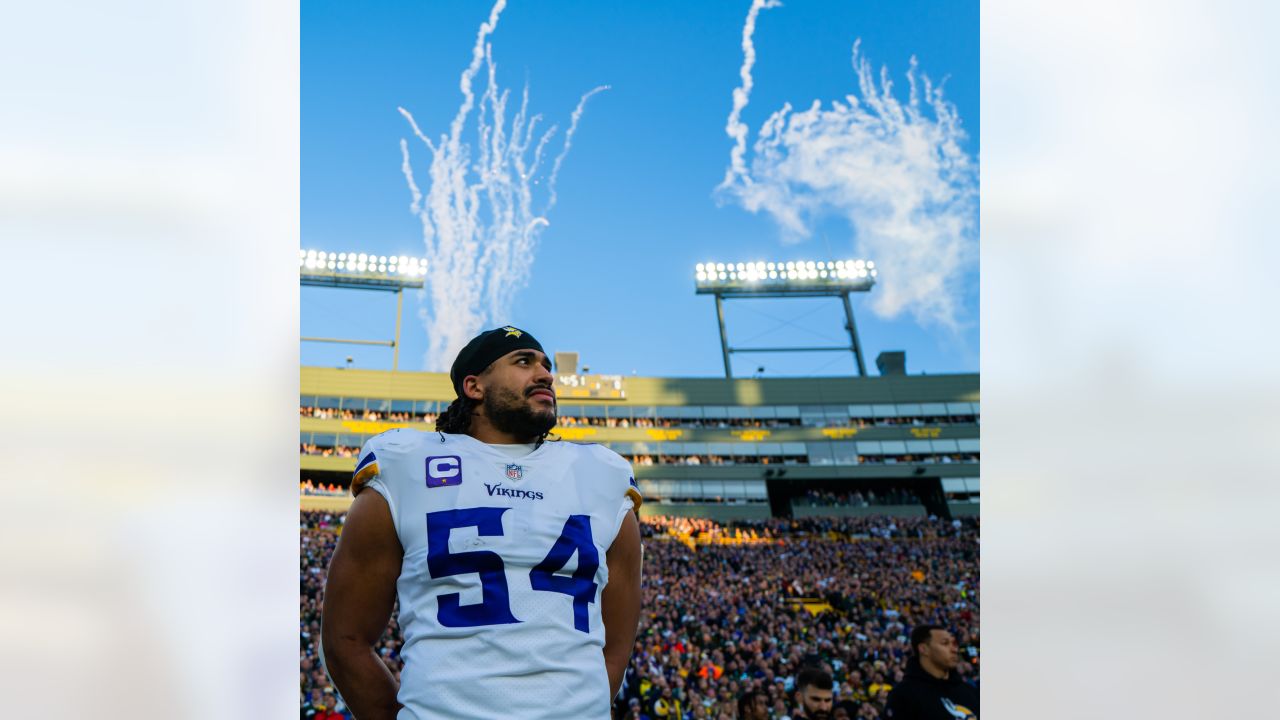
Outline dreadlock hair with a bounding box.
[436,396,478,435]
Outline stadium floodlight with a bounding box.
[694,258,876,297]
[694,258,877,378]
[300,249,428,291]
[300,249,429,372]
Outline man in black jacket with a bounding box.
[883,625,979,719]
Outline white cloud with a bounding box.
[720,20,978,332]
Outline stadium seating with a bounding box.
[299,367,980,717]
[300,510,980,718]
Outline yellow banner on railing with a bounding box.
[821,427,859,439]
[645,429,684,441]
[554,427,599,441]
[341,420,409,435]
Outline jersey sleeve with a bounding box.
[586,445,641,547]
[591,443,641,512]
[625,473,643,513]
[350,437,382,496]
[349,435,401,538]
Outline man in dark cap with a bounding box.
[322,326,643,720]
[435,325,563,444]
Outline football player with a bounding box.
[322,326,643,719]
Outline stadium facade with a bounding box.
[300,366,978,520]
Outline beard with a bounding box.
[483,384,557,440]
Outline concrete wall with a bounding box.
[301,496,972,521]
[301,496,352,513]
[302,497,777,522]
[638,503,773,522]
[302,366,979,406]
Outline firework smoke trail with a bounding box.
[719,7,978,332]
[720,0,783,191]
[549,85,609,209]
[399,0,607,370]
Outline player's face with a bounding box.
[922,629,960,671]
[478,349,556,437]
[797,686,833,719]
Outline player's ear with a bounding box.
[463,375,484,402]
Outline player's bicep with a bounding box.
[322,488,403,648]
[602,510,641,624]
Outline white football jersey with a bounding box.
[349,429,641,720]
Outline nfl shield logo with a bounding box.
[506,464,523,481]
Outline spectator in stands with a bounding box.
[883,625,978,719]
[623,696,646,720]
[650,683,682,718]
[793,667,835,719]
[831,699,858,719]
[738,689,770,720]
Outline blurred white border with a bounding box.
[0,0,299,717]
[4,0,1279,717]
[984,0,1280,717]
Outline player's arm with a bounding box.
[321,488,404,720]
[601,509,642,699]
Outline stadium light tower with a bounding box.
[694,259,877,378]
[300,250,427,372]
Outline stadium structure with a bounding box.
[300,252,978,520]
[300,364,978,520]
[299,253,978,520]
[299,254,981,719]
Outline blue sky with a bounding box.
[302,0,978,378]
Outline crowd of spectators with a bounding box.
[300,479,345,497]
[300,405,977,430]
[299,443,359,458]
[298,444,979,468]
[552,415,979,431]
[641,516,775,550]
[300,511,979,719]
[301,513,347,718]
[794,488,917,508]
[300,406,436,424]
[557,416,802,429]
[626,453,979,467]
[852,453,979,466]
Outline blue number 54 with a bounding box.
[426,509,600,632]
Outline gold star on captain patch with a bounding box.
[503,326,523,337]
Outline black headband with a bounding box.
[449,325,546,396]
